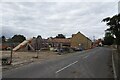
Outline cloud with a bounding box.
[1,2,118,40]
[1,0,119,2]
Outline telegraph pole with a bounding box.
[36,37,39,58]
[10,43,13,64]
[93,36,95,42]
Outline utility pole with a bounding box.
[93,36,95,42]
[36,37,39,58]
[10,43,13,64]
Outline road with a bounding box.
[2,47,113,78]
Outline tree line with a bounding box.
[1,35,26,43]
[1,34,66,44]
[102,13,120,51]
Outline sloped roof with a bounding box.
[72,32,92,41]
[48,38,71,43]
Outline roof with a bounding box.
[72,32,92,41]
[48,38,71,43]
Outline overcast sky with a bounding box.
[1,1,119,40]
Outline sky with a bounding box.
[1,0,119,40]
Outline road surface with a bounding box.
[2,47,113,78]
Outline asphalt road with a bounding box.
[2,47,113,78]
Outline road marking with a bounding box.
[112,52,117,80]
[83,55,90,59]
[56,61,78,73]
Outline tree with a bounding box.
[37,35,42,39]
[55,34,66,38]
[102,13,120,50]
[11,35,26,43]
[1,36,6,43]
[103,32,114,45]
[7,38,12,43]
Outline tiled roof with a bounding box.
[72,32,92,41]
[48,38,71,43]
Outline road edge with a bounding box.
[112,50,117,80]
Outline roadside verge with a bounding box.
[112,48,119,80]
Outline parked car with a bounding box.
[73,47,83,51]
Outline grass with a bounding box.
[113,49,120,78]
[118,50,120,78]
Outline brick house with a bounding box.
[48,38,71,50]
[71,32,92,50]
[48,38,70,50]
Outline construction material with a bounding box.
[13,38,33,52]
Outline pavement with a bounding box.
[2,47,113,78]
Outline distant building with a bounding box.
[93,39,103,47]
